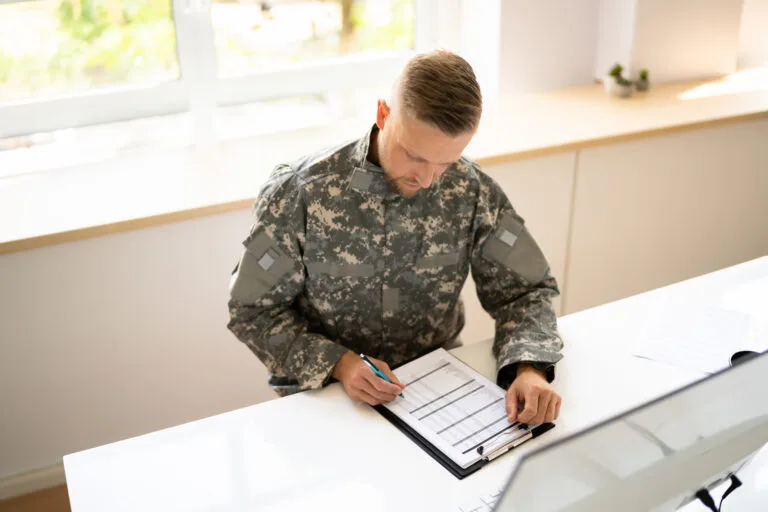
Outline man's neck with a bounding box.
[365,126,404,197]
[367,126,381,167]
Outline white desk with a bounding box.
[64,257,768,511]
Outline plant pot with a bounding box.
[635,79,650,92]
[604,77,633,98]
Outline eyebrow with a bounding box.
[403,145,456,166]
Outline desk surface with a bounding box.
[63,256,768,511]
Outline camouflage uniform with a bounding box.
[227,125,564,396]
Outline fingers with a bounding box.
[517,387,540,424]
[506,388,520,423]
[504,371,563,425]
[362,367,403,398]
[341,357,405,405]
[350,378,394,405]
[359,372,400,402]
[354,387,381,406]
[519,389,561,424]
[545,396,559,423]
[534,393,552,425]
[373,359,406,390]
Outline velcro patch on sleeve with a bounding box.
[482,212,549,284]
[229,230,295,302]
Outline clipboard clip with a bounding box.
[482,431,533,462]
[477,423,556,462]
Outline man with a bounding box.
[227,50,563,426]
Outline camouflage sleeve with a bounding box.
[469,171,564,385]
[226,166,349,394]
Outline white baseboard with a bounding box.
[0,463,66,501]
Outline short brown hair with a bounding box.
[396,50,482,136]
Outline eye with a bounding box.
[405,150,420,162]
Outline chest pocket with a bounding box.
[415,253,460,269]
[304,259,379,342]
[306,262,375,278]
[411,251,465,307]
[304,261,376,308]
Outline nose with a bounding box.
[414,165,434,188]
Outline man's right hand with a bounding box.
[332,352,406,405]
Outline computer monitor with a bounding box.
[493,350,768,512]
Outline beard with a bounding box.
[374,131,421,198]
[383,171,420,198]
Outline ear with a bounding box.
[376,100,390,131]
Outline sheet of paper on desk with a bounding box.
[383,348,528,469]
[719,275,768,332]
[631,296,765,375]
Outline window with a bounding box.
[0,0,187,140]
[0,0,179,102]
[0,0,450,144]
[212,0,414,78]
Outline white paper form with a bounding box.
[383,348,528,469]
[631,304,752,375]
[631,275,768,375]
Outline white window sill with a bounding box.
[2,68,768,255]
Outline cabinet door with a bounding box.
[567,117,768,314]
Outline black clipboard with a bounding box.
[374,404,555,479]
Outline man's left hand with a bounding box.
[505,365,561,425]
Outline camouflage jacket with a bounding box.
[227,125,564,395]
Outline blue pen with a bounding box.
[360,353,405,399]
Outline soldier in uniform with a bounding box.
[228,50,563,426]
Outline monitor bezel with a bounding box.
[493,349,768,511]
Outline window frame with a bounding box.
[0,0,457,140]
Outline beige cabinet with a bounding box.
[565,117,768,313]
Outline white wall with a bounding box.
[456,0,758,96]
[594,0,638,79]
[487,0,760,92]
[457,0,501,99]
[463,0,761,96]
[738,0,768,68]
[630,0,743,82]
[497,0,601,93]
[596,0,745,82]
[458,0,600,97]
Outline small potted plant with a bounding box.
[635,69,650,92]
[604,63,633,98]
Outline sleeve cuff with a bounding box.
[281,336,350,392]
[497,361,556,389]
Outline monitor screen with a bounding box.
[493,351,768,512]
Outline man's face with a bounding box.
[375,100,474,198]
